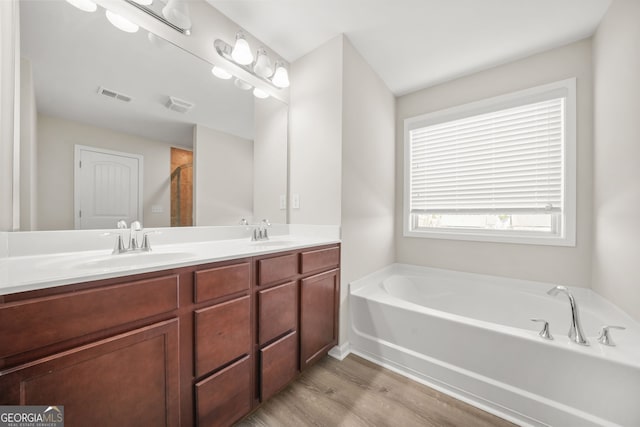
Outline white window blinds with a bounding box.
[409,98,564,214]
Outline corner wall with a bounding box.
[395,39,594,287]
[592,0,640,320]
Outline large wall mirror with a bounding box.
[18,0,288,231]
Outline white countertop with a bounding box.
[0,234,340,296]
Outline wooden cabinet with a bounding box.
[300,269,340,369]
[0,243,340,427]
[0,319,180,427]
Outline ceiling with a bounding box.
[21,0,256,146]
[207,0,612,95]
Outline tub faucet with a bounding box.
[546,285,589,346]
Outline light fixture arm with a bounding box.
[124,0,190,35]
[214,39,283,90]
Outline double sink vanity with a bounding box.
[0,229,340,426]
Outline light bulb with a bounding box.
[272,63,290,88]
[253,48,273,78]
[253,88,269,99]
[65,0,97,12]
[231,32,254,65]
[105,10,139,33]
[132,0,153,5]
[234,79,253,91]
[211,66,232,80]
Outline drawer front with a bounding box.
[196,355,251,427]
[301,246,339,275]
[194,295,251,378]
[260,331,298,402]
[257,253,298,286]
[258,281,297,345]
[0,275,179,359]
[194,262,250,303]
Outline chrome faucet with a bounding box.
[547,285,589,346]
[112,220,152,254]
[251,219,271,241]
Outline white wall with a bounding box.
[19,57,37,231]
[289,36,343,225]
[37,114,175,230]
[194,124,253,226]
[396,39,594,287]
[592,0,640,321]
[340,38,396,345]
[253,97,288,224]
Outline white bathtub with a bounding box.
[348,264,640,427]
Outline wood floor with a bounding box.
[236,354,516,427]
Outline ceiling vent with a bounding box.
[165,96,194,114]
[97,86,133,103]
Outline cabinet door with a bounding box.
[195,355,251,427]
[258,281,297,345]
[0,319,179,427]
[260,331,298,401]
[300,269,339,369]
[194,295,251,378]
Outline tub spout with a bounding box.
[547,285,589,346]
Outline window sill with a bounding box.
[403,228,576,247]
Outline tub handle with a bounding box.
[531,319,554,340]
[597,325,625,346]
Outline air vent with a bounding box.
[97,86,133,103]
[165,96,194,114]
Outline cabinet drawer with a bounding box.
[0,275,179,359]
[196,355,251,427]
[194,262,250,303]
[194,295,250,377]
[257,253,298,286]
[301,246,339,274]
[258,281,297,345]
[260,331,298,401]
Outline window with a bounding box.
[404,79,576,246]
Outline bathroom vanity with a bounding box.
[0,242,340,427]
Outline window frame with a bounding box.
[403,78,577,246]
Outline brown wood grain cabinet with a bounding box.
[300,269,340,369]
[0,244,340,427]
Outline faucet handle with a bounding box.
[531,319,554,340]
[117,220,128,229]
[141,231,159,252]
[597,325,625,346]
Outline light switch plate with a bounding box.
[151,205,164,213]
[292,194,300,209]
[279,195,287,210]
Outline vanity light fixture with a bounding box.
[132,0,153,5]
[231,32,254,65]
[213,34,290,91]
[105,9,139,33]
[162,0,192,31]
[253,88,269,99]
[65,0,97,13]
[211,66,232,80]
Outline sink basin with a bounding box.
[70,251,197,270]
[249,240,297,247]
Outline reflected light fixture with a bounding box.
[234,78,253,91]
[65,0,97,12]
[253,48,273,78]
[253,88,269,99]
[162,0,192,30]
[132,0,153,5]
[231,32,254,65]
[106,10,139,33]
[211,66,232,80]
[271,62,290,88]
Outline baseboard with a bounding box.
[328,342,351,361]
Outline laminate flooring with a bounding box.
[236,354,516,427]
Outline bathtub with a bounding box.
[348,264,640,427]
